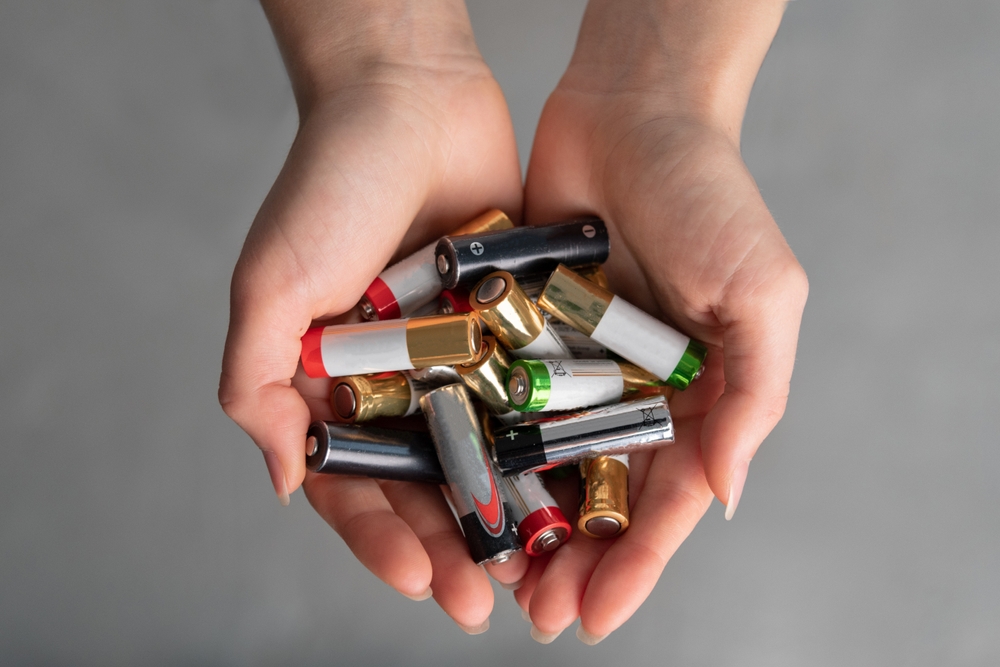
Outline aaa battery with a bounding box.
[300,313,481,379]
[470,271,573,360]
[360,209,513,321]
[578,454,630,538]
[435,217,610,290]
[492,396,674,476]
[305,421,444,484]
[329,372,431,424]
[501,472,572,556]
[538,265,707,390]
[506,359,668,412]
[420,384,521,565]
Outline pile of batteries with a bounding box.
[300,210,706,565]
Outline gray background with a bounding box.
[2,1,998,665]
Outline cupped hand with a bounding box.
[218,32,527,629]
[516,78,808,641]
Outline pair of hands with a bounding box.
[220,0,806,644]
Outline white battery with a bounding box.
[313,320,413,377]
[590,296,690,381]
[511,321,573,360]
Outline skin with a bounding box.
[220,0,807,643]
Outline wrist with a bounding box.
[261,0,486,113]
[560,0,787,140]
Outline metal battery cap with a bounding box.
[332,383,357,419]
[584,516,623,538]
[665,339,708,390]
[533,527,568,552]
[506,360,551,412]
[476,275,508,304]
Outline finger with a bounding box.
[578,417,713,640]
[526,530,614,638]
[380,481,494,633]
[512,552,552,615]
[701,260,808,517]
[304,473,432,599]
[484,549,530,589]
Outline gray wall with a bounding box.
[2,1,998,664]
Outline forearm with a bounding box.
[260,0,480,111]
[565,0,788,140]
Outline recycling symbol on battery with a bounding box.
[551,361,567,377]
[639,407,659,427]
[470,242,485,255]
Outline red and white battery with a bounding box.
[500,472,572,556]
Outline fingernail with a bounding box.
[403,587,432,601]
[458,618,490,635]
[520,608,532,623]
[530,624,563,644]
[725,459,751,521]
[262,450,290,506]
[576,625,609,646]
[500,578,523,591]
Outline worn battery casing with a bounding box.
[301,313,481,378]
[435,217,609,290]
[305,421,444,484]
[360,209,513,321]
[492,396,674,476]
[578,454,630,538]
[538,265,707,390]
[420,385,521,564]
[506,359,668,412]
[501,472,572,556]
[470,271,573,360]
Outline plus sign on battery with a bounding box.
[470,241,484,255]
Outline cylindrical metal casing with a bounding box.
[492,396,674,476]
[420,385,521,564]
[471,271,573,360]
[329,372,431,423]
[439,288,473,314]
[301,314,481,378]
[360,209,513,321]
[506,359,669,412]
[538,265,707,390]
[455,336,514,416]
[435,217,610,290]
[578,455,630,538]
[305,421,444,484]
[501,472,572,556]
[406,365,462,386]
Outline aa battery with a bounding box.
[435,217,610,290]
[538,265,707,390]
[329,372,431,423]
[455,335,515,417]
[492,396,674,476]
[439,288,473,314]
[300,313,481,378]
[420,385,521,565]
[506,359,668,412]
[501,472,572,556]
[305,421,444,484]
[578,455,630,538]
[360,209,513,321]
[470,271,573,360]
[550,321,609,359]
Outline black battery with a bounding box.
[305,421,444,484]
[434,217,610,290]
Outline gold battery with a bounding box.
[470,271,546,350]
[620,363,676,402]
[537,264,613,336]
[329,373,412,424]
[578,456,630,538]
[576,264,610,290]
[455,335,513,415]
[454,208,515,235]
[405,313,482,367]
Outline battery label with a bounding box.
[541,359,623,411]
[317,320,413,376]
[551,321,608,359]
[379,244,441,318]
[403,377,432,416]
[512,322,573,360]
[590,296,689,381]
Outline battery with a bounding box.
[491,396,674,476]
[434,217,610,290]
[360,209,513,321]
[420,384,521,565]
[537,265,707,390]
[454,335,515,416]
[329,372,431,423]
[501,472,572,556]
[578,454,630,538]
[470,271,573,360]
[439,288,473,314]
[550,321,609,359]
[506,359,668,412]
[300,313,481,378]
[305,421,445,484]
[406,365,462,386]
